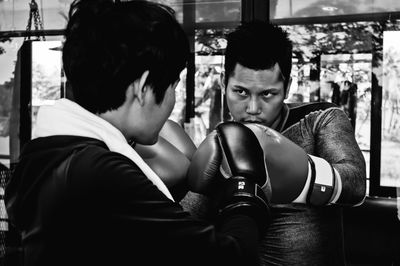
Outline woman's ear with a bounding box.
[130,70,150,106]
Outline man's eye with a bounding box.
[234,89,247,96]
[262,90,278,98]
[262,91,271,97]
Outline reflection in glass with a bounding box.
[154,0,240,24]
[169,68,187,126]
[189,28,230,146]
[272,0,400,20]
[0,0,73,31]
[190,56,224,146]
[31,41,63,136]
[194,0,240,23]
[382,31,400,188]
[319,53,372,152]
[0,38,24,167]
[283,23,374,182]
[288,53,372,158]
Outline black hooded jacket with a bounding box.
[5,136,259,266]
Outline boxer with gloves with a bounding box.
[213,21,366,266]
[135,119,196,200]
[5,2,272,265]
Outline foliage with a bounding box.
[195,28,231,55]
[32,63,60,102]
[0,77,13,136]
[0,37,11,55]
[282,22,383,64]
[0,78,13,117]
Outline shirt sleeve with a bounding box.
[312,107,366,206]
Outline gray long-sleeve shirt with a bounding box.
[259,102,366,266]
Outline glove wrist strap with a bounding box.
[306,155,335,206]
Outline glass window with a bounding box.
[381,30,400,188]
[184,28,232,146]
[0,36,64,168]
[30,40,63,136]
[194,0,240,23]
[191,55,224,146]
[159,0,241,23]
[129,0,240,24]
[282,22,376,190]
[0,0,72,31]
[319,53,372,153]
[169,68,187,126]
[0,37,24,168]
[272,0,400,20]
[0,0,240,31]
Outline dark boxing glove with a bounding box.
[187,121,271,231]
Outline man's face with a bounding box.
[224,63,288,128]
[144,81,177,144]
[131,80,178,146]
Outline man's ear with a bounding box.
[130,70,150,106]
[284,77,292,99]
[220,71,226,95]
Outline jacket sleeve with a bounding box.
[69,147,261,266]
[313,107,366,206]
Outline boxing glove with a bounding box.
[135,119,196,201]
[244,123,342,206]
[159,119,197,160]
[187,121,271,230]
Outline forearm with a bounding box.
[316,108,367,206]
[333,162,366,206]
[180,192,261,266]
[217,214,260,266]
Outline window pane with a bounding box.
[189,28,231,146]
[169,68,187,126]
[319,53,372,153]
[0,0,72,31]
[381,30,400,187]
[0,37,64,166]
[272,0,400,20]
[31,40,64,136]
[0,0,236,31]
[154,0,241,24]
[0,37,24,168]
[194,0,240,23]
[282,22,374,180]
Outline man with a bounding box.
[220,21,366,265]
[4,1,271,265]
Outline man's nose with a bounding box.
[246,97,261,115]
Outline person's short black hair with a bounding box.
[62,0,189,114]
[224,21,292,90]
